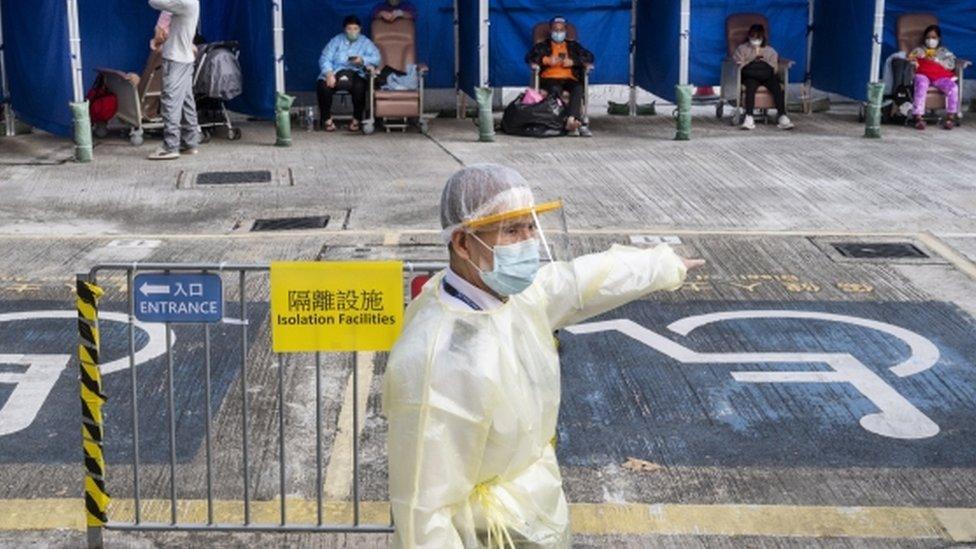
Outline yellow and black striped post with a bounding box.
[77,275,107,548]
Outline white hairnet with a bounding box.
[439,163,537,244]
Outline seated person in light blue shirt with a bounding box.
[316,15,382,132]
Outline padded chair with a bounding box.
[897,13,970,122]
[528,21,594,126]
[370,17,428,134]
[719,13,794,125]
[97,49,166,145]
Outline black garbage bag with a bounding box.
[501,93,565,137]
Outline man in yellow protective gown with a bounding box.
[383,164,703,548]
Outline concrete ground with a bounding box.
[0,105,975,547]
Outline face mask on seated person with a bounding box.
[346,30,360,41]
[551,31,566,43]
[749,38,763,47]
[925,38,939,49]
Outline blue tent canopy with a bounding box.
[813,0,976,102]
[0,0,275,137]
[457,0,483,98]
[199,0,276,118]
[637,0,808,103]
[634,0,682,102]
[283,0,455,94]
[488,0,631,87]
[1,0,74,136]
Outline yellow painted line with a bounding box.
[322,351,375,500]
[1,499,973,541]
[918,231,976,282]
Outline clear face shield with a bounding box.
[463,200,571,265]
[459,200,573,296]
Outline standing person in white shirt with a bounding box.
[147,0,201,160]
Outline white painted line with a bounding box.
[567,310,942,440]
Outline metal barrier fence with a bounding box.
[78,261,446,548]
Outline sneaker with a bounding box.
[914,116,926,131]
[740,115,755,130]
[579,125,593,138]
[180,146,198,155]
[777,115,795,130]
[148,147,180,160]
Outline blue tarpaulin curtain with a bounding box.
[283,0,455,94]
[2,0,275,137]
[635,0,682,102]
[812,0,976,102]
[688,0,808,86]
[2,0,73,136]
[487,0,631,87]
[456,0,482,97]
[199,0,276,118]
[636,0,808,103]
[809,0,875,101]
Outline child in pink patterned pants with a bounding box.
[910,24,959,130]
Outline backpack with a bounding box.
[86,74,118,124]
[886,58,915,125]
[501,91,565,137]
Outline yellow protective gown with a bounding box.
[383,244,687,548]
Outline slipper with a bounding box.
[323,119,337,132]
[348,120,361,132]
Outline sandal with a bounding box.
[323,119,337,132]
[348,120,361,132]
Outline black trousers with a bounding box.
[316,70,368,122]
[540,77,584,120]
[741,61,785,116]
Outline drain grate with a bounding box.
[197,170,272,185]
[832,242,928,259]
[251,215,330,232]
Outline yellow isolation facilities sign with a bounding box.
[271,261,404,352]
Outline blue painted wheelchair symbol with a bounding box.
[567,310,941,440]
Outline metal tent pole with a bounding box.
[804,0,814,113]
[66,0,91,161]
[273,0,285,94]
[678,0,690,86]
[0,1,16,136]
[628,0,637,116]
[272,0,294,146]
[869,0,885,83]
[66,0,83,103]
[864,0,885,138]
[478,0,489,89]
[674,0,692,140]
[475,0,493,141]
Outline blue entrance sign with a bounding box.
[133,273,223,323]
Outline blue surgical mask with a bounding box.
[551,31,567,43]
[471,237,541,296]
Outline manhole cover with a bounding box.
[832,242,928,259]
[197,170,272,185]
[251,215,330,232]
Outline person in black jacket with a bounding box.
[525,17,595,136]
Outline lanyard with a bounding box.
[442,280,483,311]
